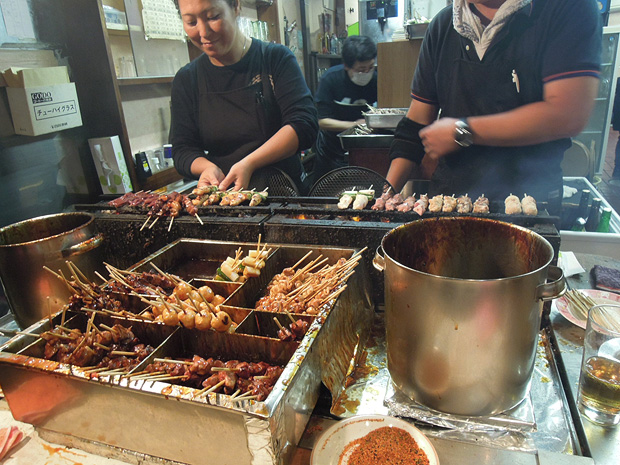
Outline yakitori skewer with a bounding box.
[194,380,226,397]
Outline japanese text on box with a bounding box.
[34,100,78,120]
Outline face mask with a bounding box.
[350,69,374,86]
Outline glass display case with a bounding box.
[574,25,620,178]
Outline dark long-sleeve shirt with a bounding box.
[170,39,318,183]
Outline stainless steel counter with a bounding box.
[547,253,620,465]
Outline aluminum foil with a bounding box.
[333,315,575,454]
[0,240,374,465]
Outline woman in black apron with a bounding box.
[171,0,318,193]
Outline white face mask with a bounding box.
[350,69,374,86]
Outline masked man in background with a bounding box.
[311,35,378,182]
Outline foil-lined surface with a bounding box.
[0,240,373,465]
[385,383,537,433]
[334,314,575,455]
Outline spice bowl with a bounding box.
[311,414,439,465]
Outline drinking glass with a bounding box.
[577,303,620,426]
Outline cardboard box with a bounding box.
[88,136,133,195]
[3,66,83,136]
[3,66,70,87]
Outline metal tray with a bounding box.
[337,127,394,150]
[363,108,407,129]
[0,239,374,465]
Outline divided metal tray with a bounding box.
[0,239,374,465]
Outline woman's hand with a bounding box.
[219,159,254,191]
[419,117,460,160]
[197,164,225,188]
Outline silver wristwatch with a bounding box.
[455,119,474,147]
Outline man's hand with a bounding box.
[419,117,461,160]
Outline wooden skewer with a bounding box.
[99,323,115,332]
[43,266,80,310]
[148,216,159,229]
[47,296,53,327]
[168,215,175,232]
[4,331,42,338]
[211,367,239,373]
[69,334,89,361]
[121,370,149,378]
[93,342,110,350]
[39,331,75,341]
[80,367,110,374]
[194,380,226,397]
[95,271,109,284]
[109,350,138,357]
[229,389,241,399]
[231,395,258,403]
[98,368,127,376]
[130,371,166,380]
[146,374,188,382]
[153,358,193,366]
[273,317,285,332]
[66,261,92,287]
[85,311,96,336]
[140,215,151,231]
[253,375,270,380]
[291,250,313,270]
[235,389,257,398]
[54,326,73,333]
[256,234,261,257]
[195,214,204,225]
[319,285,348,306]
[284,311,297,325]
[42,265,65,282]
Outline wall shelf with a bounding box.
[117,76,174,86]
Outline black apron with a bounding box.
[197,44,305,190]
[430,33,565,214]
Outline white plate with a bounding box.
[311,414,439,465]
[554,289,620,329]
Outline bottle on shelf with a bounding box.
[163,144,174,169]
[596,207,612,233]
[584,197,602,232]
[572,189,591,231]
[571,217,587,232]
[135,152,152,181]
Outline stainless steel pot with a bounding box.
[373,217,565,416]
[0,213,104,329]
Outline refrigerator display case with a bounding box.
[560,177,620,259]
[574,25,620,178]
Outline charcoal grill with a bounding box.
[73,195,561,305]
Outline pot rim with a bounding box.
[381,216,555,282]
[0,212,96,249]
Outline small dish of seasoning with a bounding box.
[311,414,439,465]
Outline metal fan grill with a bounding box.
[308,166,393,197]
[249,167,300,197]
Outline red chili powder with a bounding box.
[339,426,430,465]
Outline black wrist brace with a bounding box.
[389,117,427,164]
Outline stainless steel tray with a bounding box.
[0,239,374,465]
[363,108,406,129]
[337,127,394,150]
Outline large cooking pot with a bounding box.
[373,217,565,416]
[0,213,104,329]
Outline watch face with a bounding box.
[455,121,473,147]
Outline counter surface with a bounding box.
[1,254,618,464]
[548,253,620,465]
